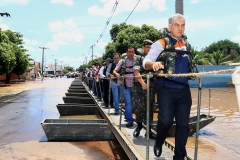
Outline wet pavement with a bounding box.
[0,77,128,160]
[0,78,240,159]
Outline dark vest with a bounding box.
[103,65,108,76]
[110,62,116,74]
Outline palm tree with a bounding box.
[207,50,232,65]
[191,47,209,65]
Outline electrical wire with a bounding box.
[96,0,141,56]
[88,0,120,54]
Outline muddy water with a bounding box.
[0,78,128,160]
[1,78,240,159]
[162,88,240,159]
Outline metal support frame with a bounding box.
[146,73,150,160]
[119,77,125,130]
[194,76,202,160]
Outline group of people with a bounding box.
[82,13,194,160]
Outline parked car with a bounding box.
[44,74,54,77]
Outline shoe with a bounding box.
[133,126,142,137]
[110,103,114,108]
[154,144,162,157]
[126,122,133,128]
[114,110,119,115]
[145,131,156,139]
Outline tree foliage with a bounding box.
[103,23,160,59]
[204,39,240,58]
[206,50,232,65]
[191,47,209,65]
[64,66,74,72]
[0,30,30,83]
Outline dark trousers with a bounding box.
[103,79,113,106]
[96,81,102,99]
[88,79,92,90]
[156,85,192,160]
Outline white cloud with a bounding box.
[0,0,28,6]
[96,39,108,49]
[46,42,59,51]
[233,35,240,41]
[187,19,225,32]
[48,18,84,50]
[24,46,35,52]
[131,17,168,30]
[0,24,9,30]
[54,56,84,68]
[50,0,73,6]
[88,0,167,17]
[24,38,40,45]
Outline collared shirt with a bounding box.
[115,58,134,88]
[142,42,164,69]
[99,66,105,78]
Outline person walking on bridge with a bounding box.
[143,13,194,159]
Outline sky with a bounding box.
[0,0,240,69]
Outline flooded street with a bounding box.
[0,78,128,160]
[166,88,240,159]
[0,78,240,159]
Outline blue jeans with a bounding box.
[156,85,192,160]
[111,83,122,110]
[124,87,133,122]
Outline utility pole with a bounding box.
[39,47,47,81]
[91,45,93,61]
[59,61,63,78]
[175,0,184,15]
[54,59,57,79]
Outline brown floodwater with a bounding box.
[0,78,240,159]
[0,78,129,160]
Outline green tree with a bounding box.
[77,64,88,72]
[3,30,29,84]
[191,47,209,65]
[64,66,74,72]
[103,24,160,59]
[206,50,232,65]
[62,69,68,74]
[204,39,240,59]
[0,30,16,84]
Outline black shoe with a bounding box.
[126,122,133,128]
[133,126,142,137]
[154,144,162,157]
[145,131,156,139]
[114,110,119,115]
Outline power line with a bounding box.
[123,0,140,23]
[87,0,120,61]
[98,0,141,55]
[96,0,119,45]
[0,8,36,43]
